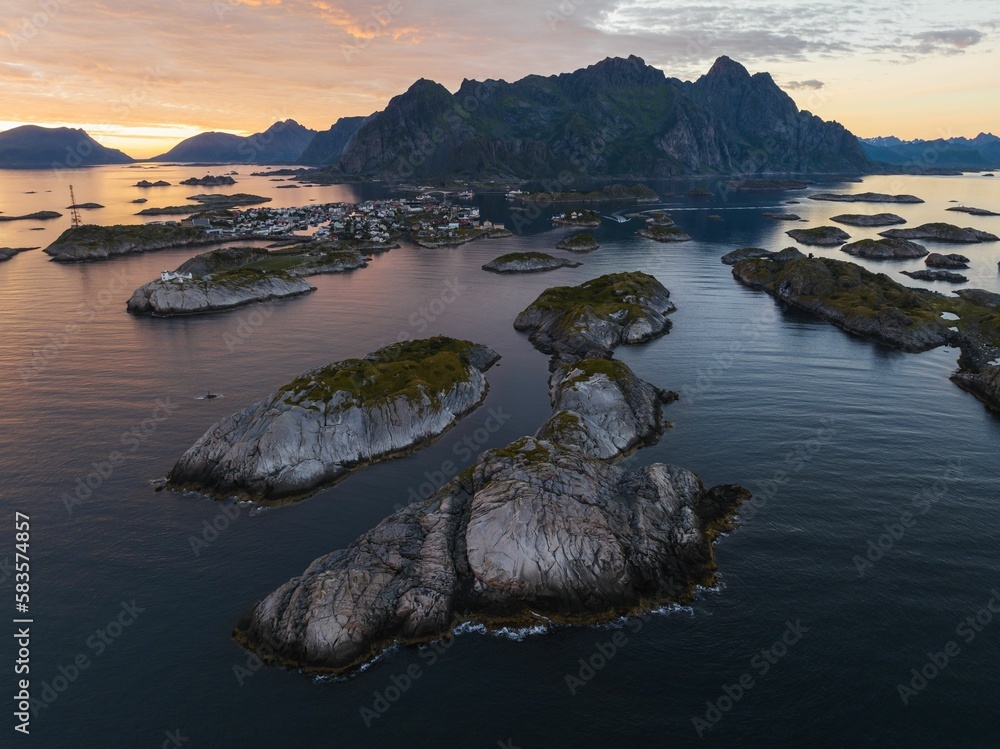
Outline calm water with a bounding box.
[1,167,999,748]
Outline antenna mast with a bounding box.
[69,185,82,229]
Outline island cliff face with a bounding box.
[234,273,749,673]
[314,55,869,181]
[167,338,501,501]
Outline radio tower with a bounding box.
[68,185,82,229]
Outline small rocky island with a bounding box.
[925,253,970,269]
[167,337,501,501]
[553,210,601,227]
[136,193,272,216]
[809,192,924,204]
[233,272,748,674]
[947,206,999,217]
[0,246,38,262]
[482,252,581,274]
[556,233,600,252]
[840,237,928,259]
[514,272,677,358]
[879,223,999,244]
[0,210,62,223]
[135,180,171,187]
[763,212,801,221]
[721,247,804,265]
[180,175,236,186]
[829,213,906,227]
[44,224,214,262]
[127,244,369,315]
[786,226,851,246]
[637,225,692,242]
[901,269,968,283]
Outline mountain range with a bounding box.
[0,56,940,177]
[860,133,1000,170]
[150,119,317,164]
[0,125,132,168]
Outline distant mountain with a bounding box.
[860,133,1000,170]
[152,120,317,164]
[308,55,869,181]
[297,116,370,166]
[0,125,133,168]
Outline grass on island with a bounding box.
[563,358,633,387]
[523,272,665,326]
[278,337,481,409]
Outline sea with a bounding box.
[1,164,998,748]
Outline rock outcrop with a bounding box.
[44,224,214,262]
[925,253,970,269]
[233,436,748,673]
[879,223,999,244]
[536,359,677,459]
[556,234,600,252]
[127,246,369,315]
[900,269,968,283]
[829,213,906,227]
[513,272,676,359]
[167,338,501,501]
[732,256,953,352]
[786,226,851,246]
[482,252,581,273]
[721,247,805,265]
[808,192,924,204]
[637,226,693,242]
[841,237,928,259]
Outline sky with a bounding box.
[1,0,997,157]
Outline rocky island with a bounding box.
[721,247,805,265]
[0,211,62,222]
[731,255,1000,411]
[901,269,968,283]
[0,247,38,262]
[482,252,581,274]
[233,271,748,674]
[135,180,171,188]
[513,272,676,359]
[809,192,924,204]
[879,223,999,244]
[829,213,906,227]
[637,225,693,242]
[553,210,601,227]
[43,224,215,262]
[925,253,970,269]
[127,244,369,315]
[763,212,801,221]
[167,337,501,501]
[947,206,999,217]
[556,233,600,252]
[180,175,237,186]
[786,226,851,246]
[841,237,928,259]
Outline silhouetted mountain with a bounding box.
[860,133,1000,170]
[310,55,869,180]
[152,120,316,163]
[0,125,133,168]
[297,116,370,166]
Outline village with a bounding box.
[170,195,506,247]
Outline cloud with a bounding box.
[912,29,984,50]
[785,79,825,90]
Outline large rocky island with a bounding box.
[233,272,748,673]
[731,255,1000,411]
[44,224,215,262]
[482,252,581,274]
[167,337,501,501]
